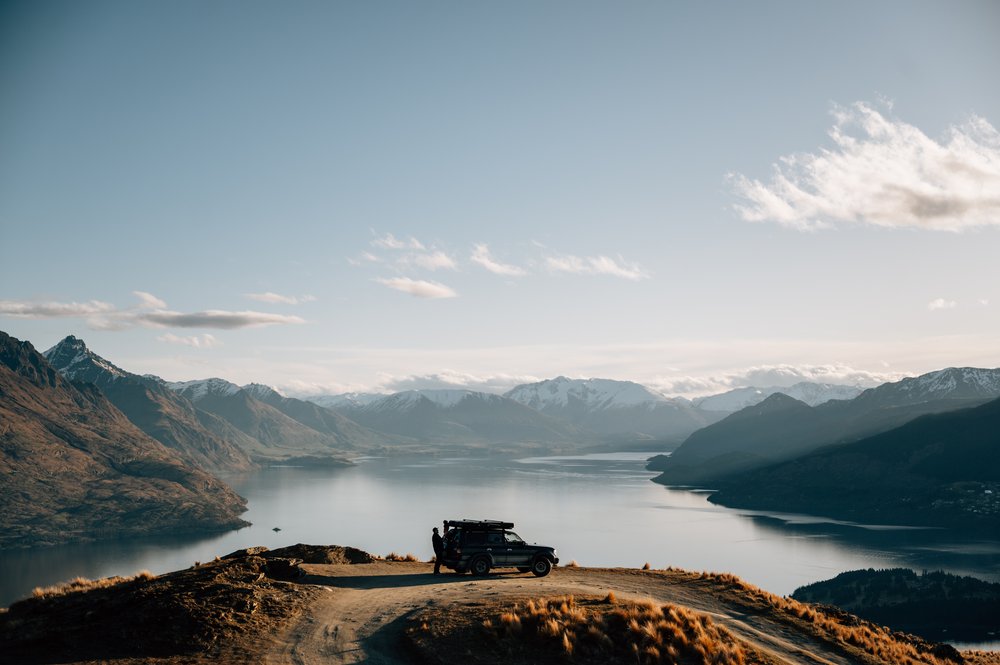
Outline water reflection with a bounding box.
[2,452,998,613]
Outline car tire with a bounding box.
[531,557,551,577]
[516,566,531,573]
[471,557,491,576]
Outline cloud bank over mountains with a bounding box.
[731,102,1000,232]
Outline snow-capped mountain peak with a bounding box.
[859,367,1000,404]
[505,376,669,411]
[43,335,129,383]
[166,377,243,401]
[304,392,387,409]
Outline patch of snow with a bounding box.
[166,377,243,400]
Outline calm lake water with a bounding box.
[3,452,1000,628]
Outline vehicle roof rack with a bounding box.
[444,519,514,530]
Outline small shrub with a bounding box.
[566,560,579,568]
[642,562,651,570]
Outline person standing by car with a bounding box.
[432,527,444,574]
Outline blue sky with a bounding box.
[2,1,999,396]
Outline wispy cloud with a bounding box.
[545,254,649,280]
[137,310,305,329]
[471,243,527,276]
[403,250,457,271]
[156,333,220,348]
[731,102,1000,231]
[927,298,957,311]
[133,291,167,309]
[244,292,317,305]
[0,299,116,318]
[372,232,424,250]
[379,370,540,394]
[0,296,305,330]
[375,277,457,299]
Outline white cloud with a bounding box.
[731,102,1000,231]
[374,277,457,299]
[545,254,649,280]
[928,298,957,311]
[0,299,116,318]
[133,291,167,309]
[156,333,220,348]
[404,250,457,271]
[379,370,541,394]
[470,243,527,276]
[137,310,306,329]
[372,232,424,250]
[244,292,317,305]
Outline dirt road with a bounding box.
[263,561,863,665]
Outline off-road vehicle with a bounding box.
[439,519,558,577]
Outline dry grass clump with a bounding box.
[384,552,419,562]
[696,571,962,665]
[566,560,580,568]
[483,595,750,664]
[31,570,156,599]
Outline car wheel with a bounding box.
[516,566,531,573]
[531,558,551,577]
[471,557,491,576]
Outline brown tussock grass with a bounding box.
[642,562,652,570]
[694,570,961,665]
[482,595,751,664]
[31,570,156,599]
[566,560,580,568]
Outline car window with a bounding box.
[464,532,486,546]
[487,532,505,545]
[505,531,522,543]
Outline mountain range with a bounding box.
[0,331,248,548]
[648,367,1000,485]
[706,394,1000,530]
[330,389,581,447]
[502,376,723,441]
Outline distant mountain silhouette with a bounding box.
[44,336,254,474]
[505,376,723,442]
[0,331,247,548]
[707,396,1000,530]
[241,383,394,451]
[334,390,582,446]
[650,367,1000,485]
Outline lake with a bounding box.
[3,452,999,616]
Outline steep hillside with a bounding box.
[707,397,1000,529]
[168,379,359,461]
[792,569,1000,642]
[242,383,395,450]
[0,331,248,548]
[44,336,254,474]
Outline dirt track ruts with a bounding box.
[263,561,861,665]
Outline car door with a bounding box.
[503,531,532,566]
[486,531,507,565]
